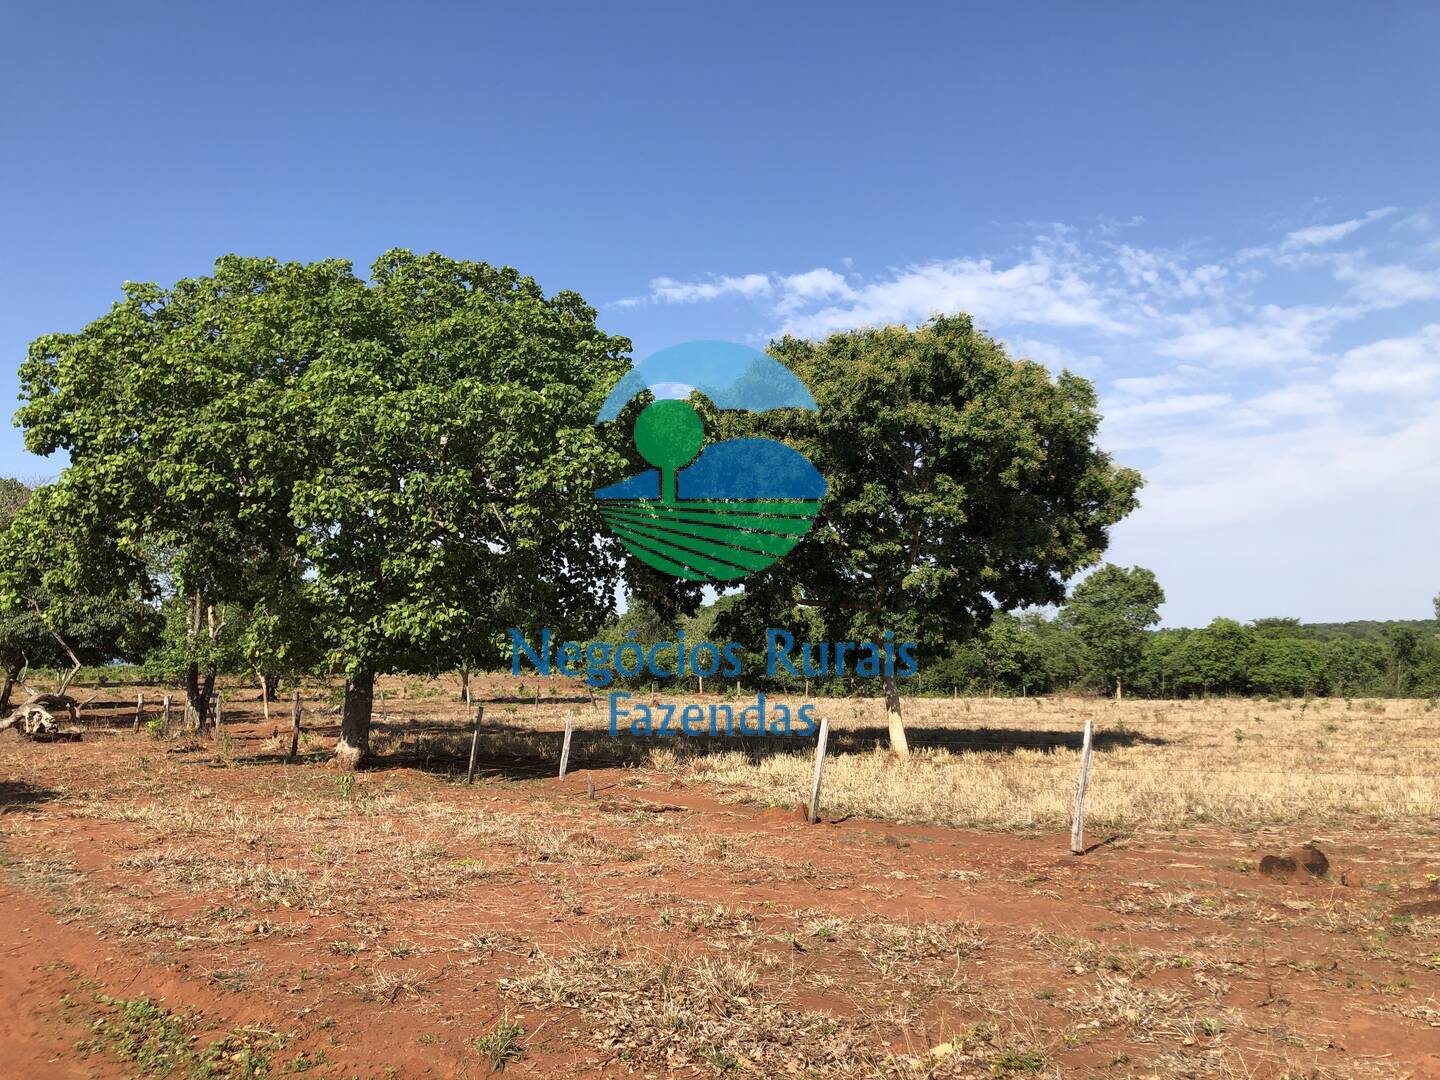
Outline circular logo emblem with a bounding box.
[593,341,827,583]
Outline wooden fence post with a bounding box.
[466,705,485,784]
[1070,716,1095,855]
[558,710,574,780]
[162,694,171,730]
[133,692,144,732]
[213,694,224,735]
[288,690,302,761]
[807,716,831,824]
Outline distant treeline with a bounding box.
[588,596,1440,700]
[920,614,1440,699]
[69,604,1440,702]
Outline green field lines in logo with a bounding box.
[594,341,828,584]
[597,497,824,582]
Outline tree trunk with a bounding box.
[0,664,16,713]
[882,667,910,757]
[262,672,279,701]
[458,667,470,702]
[186,662,214,729]
[335,668,375,770]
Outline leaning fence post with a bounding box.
[466,704,485,784]
[807,716,831,824]
[1070,716,1095,855]
[558,710,574,780]
[133,692,144,732]
[288,690,302,761]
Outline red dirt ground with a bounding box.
[1,676,1437,1078]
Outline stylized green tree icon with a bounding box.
[633,399,704,504]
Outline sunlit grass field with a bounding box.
[639,694,1440,833]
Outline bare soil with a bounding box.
[1,674,1437,1078]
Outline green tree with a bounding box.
[293,251,629,767]
[1385,625,1423,696]
[1062,564,1165,700]
[717,316,1141,750]
[1246,634,1327,696]
[15,257,350,724]
[0,482,158,705]
[975,614,1046,696]
[17,252,628,762]
[1178,617,1252,695]
[1137,628,1188,697]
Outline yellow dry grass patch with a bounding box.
[653,695,1440,832]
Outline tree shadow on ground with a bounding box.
[278,719,1169,781]
[0,779,61,812]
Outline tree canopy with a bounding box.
[1061,563,1165,699]
[717,315,1142,749]
[15,251,630,765]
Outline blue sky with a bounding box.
[3,4,1437,625]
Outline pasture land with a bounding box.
[0,676,1437,1077]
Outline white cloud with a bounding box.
[1282,206,1397,249]
[776,253,1133,338]
[1106,392,1231,423]
[1005,336,1103,376]
[1332,258,1440,306]
[773,268,855,313]
[616,272,773,307]
[1155,304,1344,367]
[620,238,1136,337]
[1331,324,1440,393]
[616,209,1440,622]
[1111,373,1186,395]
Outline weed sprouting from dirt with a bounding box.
[67,993,285,1078]
[471,1016,525,1071]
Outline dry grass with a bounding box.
[652,696,1440,832]
[3,678,1437,1077]
[501,936,1037,1078]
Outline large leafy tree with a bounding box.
[18,252,628,762]
[293,251,629,767]
[16,257,355,723]
[718,316,1141,751]
[1062,563,1165,700]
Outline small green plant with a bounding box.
[146,717,167,738]
[472,1018,525,1071]
[335,774,355,800]
[991,1048,1045,1076]
[1201,1017,1225,1036]
[80,995,190,1073]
